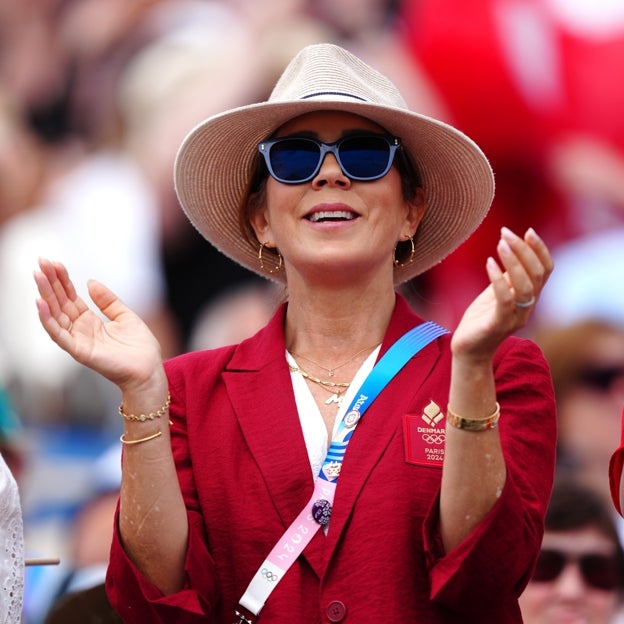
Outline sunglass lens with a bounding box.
[533,550,621,590]
[532,550,565,582]
[579,367,624,392]
[581,555,620,590]
[269,138,319,182]
[339,136,391,179]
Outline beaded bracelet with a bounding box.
[118,393,171,422]
[446,402,500,432]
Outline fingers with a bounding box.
[34,258,87,334]
[494,227,553,309]
[87,278,128,322]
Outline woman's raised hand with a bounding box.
[452,227,554,360]
[34,258,165,394]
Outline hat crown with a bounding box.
[269,43,408,110]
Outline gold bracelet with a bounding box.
[119,393,171,422]
[120,430,163,445]
[446,402,500,432]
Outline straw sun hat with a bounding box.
[174,43,495,284]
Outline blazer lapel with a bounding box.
[224,306,328,577]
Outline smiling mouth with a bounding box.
[306,210,358,223]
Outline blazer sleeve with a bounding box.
[609,407,624,515]
[422,337,557,613]
[105,362,222,623]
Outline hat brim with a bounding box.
[174,98,495,284]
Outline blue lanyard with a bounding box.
[319,320,449,483]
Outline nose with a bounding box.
[312,152,350,188]
[554,561,589,599]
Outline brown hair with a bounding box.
[533,319,624,400]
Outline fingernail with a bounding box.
[501,226,517,242]
[486,256,498,271]
[498,239,512,255]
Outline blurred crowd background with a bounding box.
[1,0,624,621]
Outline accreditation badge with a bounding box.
[403,400,446,467]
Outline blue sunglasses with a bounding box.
[257,133,401,184]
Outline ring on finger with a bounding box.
[514,295,536,309]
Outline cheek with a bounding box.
[263,183,303,222]
[558,393,622,453]
[519,583,553,620]
[585,591,620,620]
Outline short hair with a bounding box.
[545,477,624,589]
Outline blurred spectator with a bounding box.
[0,0,69,142]
[532,319,624,511]
[519,477,624,623]
[0,451,24,623]
[188,282,280,351]
[0,89,50,228]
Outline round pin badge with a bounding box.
[344,410,361,428]
[311,499,332,526]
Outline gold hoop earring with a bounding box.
[258,242,283,274]
[393,237,415,268]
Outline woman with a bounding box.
[532,319,624,510]
[520,478,624,624]
[34,43,556,623]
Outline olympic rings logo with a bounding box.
[421,433,445,445]
[261,568,279,582]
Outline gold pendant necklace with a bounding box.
[288,362,351,409]
[325,393,345,407]
[290,343,379,377]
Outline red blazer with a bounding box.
[106,295,556,623]
[609,409,624,515]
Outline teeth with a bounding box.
[308,211,355,222]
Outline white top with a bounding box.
[0,454,24,624]
[286,347,381,479]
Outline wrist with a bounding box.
[119,369,169,415]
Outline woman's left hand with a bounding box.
[452,227,554,360]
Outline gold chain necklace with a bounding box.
[288,363,350,390]
[289,342,380,377]
[288,363,350,408]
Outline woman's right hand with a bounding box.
[34,258,166,395]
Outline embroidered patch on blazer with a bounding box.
[404,400,446,467]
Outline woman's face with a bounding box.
[557,331,624,504]
[248,110,425,287]
[519,528,621,624]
